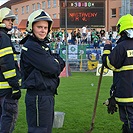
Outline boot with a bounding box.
[122,124,132,133]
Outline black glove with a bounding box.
[107,96,117,114]
[11,88,21,100]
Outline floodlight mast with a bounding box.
[65,0,69,77]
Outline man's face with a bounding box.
[2,18,14,29]
[33,20,48,40]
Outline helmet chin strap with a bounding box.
[0,23,6,27]
[125,29,133,38]
[0,23,12,31]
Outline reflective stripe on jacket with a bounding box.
[0,29,21,96]
[102,36,133,105]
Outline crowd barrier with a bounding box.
[55,44,116,72]
[56,44,102,72]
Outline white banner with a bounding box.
[68,45,78,59]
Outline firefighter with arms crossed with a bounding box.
[0,7,21,132]
[102,14,133,133]
[20,9,65,133]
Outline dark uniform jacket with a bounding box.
[102,34,133,105]
[20,36,65,95]
[0,28,20,96]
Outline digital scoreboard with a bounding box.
[60,0,105,28]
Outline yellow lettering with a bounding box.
[127,50,133,57]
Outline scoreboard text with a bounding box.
[60,0,105,28]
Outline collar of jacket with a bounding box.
[32,34,50,43]
[117,32,129,44]
[19,34,50,45]
[0,27,9,34]
[29,35,51,53]
[0,27,11,38]
[29,35,50,47]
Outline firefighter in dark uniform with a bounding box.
[102,14,133,133]
[20,9,65,133]
[0,7,21,132]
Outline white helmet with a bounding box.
[0,7,16,27]
[26,9,53,33]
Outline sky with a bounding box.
[0,0,9,6]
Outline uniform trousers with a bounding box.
[0,93,18,133]
[119,105,133,131]
[25,90,54,133]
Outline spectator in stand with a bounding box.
[81,25,87,44]
[86,28,92,44]
[109,30,113,40]
[56,37,63,54]
[100,29,105,38]
[93,32,100,49]
[76,28,82,44]
[63,29,68,43]
[91,29,97,43]
[56,29,63,42]
[100,31,107,47]
[51,30,57,40]
[71,30,77,45]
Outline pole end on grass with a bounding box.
[86,123,94,133]
[86,129,93,133]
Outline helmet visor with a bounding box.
[4,10,16,20]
